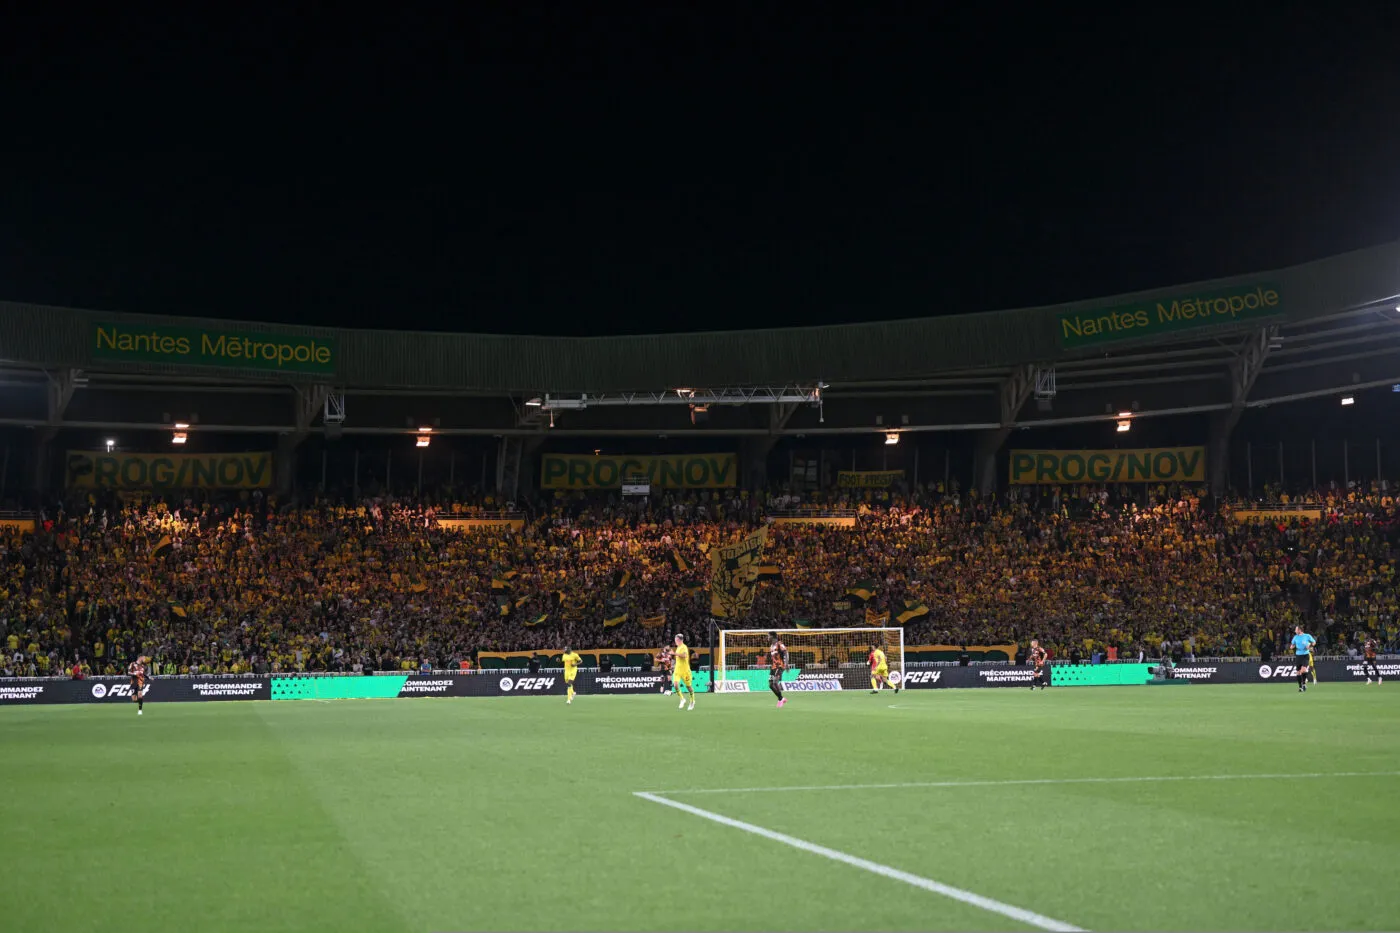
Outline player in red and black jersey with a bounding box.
[127,656,149,715]
[1028,640,1048,690]
[1363,637,1382,684]
[768,632,788,708]
[658,644,675,695]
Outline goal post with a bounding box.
[716,628,905,693]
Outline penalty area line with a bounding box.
[646,769,1400,796]
[633,790,1084,932]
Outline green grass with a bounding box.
[3,684,1398,932]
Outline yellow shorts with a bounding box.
[874,664,889,679]
[673,671,692,688]
[564,673,576,685]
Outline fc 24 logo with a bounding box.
[892,670,941,685]
[91,682,150,699]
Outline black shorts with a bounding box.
[130,678,143,693]
[1295,656,1311,670]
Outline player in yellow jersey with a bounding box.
[672,633,695,711]
[562,646,582,705]
[868,644,899,694]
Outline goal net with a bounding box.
[716,628,905,693]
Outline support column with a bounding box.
[275,385,330,498]
[496,436,550,504]
[973,364,1034,495]
[36,369,80,494]
[1211,326,1275,498]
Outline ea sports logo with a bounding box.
[888,671,903,685]
[91,683,108,698]
[498,677,515,692]
[1258,665,1273,679]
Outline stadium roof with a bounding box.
[1,240,1399,437]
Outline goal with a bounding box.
[715,628,905,692]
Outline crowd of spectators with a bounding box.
[2,479,1396,677]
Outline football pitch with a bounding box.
[3,684,1398,932]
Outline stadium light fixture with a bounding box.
[525,397,542,407]
[1341,396,1355,406]
[174,422,190,429]
[415,434,431,448]
[884,431,900,445]
[1117,411,1132,419]
[171,432,188,445]
[104,439,116,452]
[1116,420,1132,433]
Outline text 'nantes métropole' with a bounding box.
[1059,286,1280,344]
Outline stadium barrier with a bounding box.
[2,659,1394,704]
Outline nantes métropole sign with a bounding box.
[1057,284,1282,349]
[92,321,336,375]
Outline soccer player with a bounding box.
[658,643,674,695]
[561,646,582,705]
[1363,636,1382,684]
[868,643,898,694]
[1291,625,1316,693]
[768,632,788,708]
[672,633,695,711]
[127,655,149,715]
[1029,640,1048,690]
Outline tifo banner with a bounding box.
[1057,283,1282,349]
[710,527,768,619]
[93,321,335,374]
[437,518,525,532]
[541,453,737,489]
[836,470,903,489]
[0,519,36,534]
[1230,509,1323,523]
[1009,447,1205,484]
[67,451,273,489]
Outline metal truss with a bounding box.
[534,384,825,411]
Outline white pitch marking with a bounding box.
[634,791,1084,932]
[646,770,1400,796]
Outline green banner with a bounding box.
[1057,284,1282,349]
[271,675,407,700]
[1009,447,1205,484]
[66,451,273,489]
[692,669,799,693]
[541,453,737,489]
[93,321,336,374]
[1052,664,1154,686]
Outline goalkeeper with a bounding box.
[767,632,788,708]
[869,644,900,694]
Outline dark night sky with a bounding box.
[4,6,1400,336]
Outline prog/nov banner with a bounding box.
[1057,283,1282,349]
[1009,447,1205,484]
[541,453,737,489]
[836,470,904,489]
[93,321,336,375]
[67,451,273,489]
